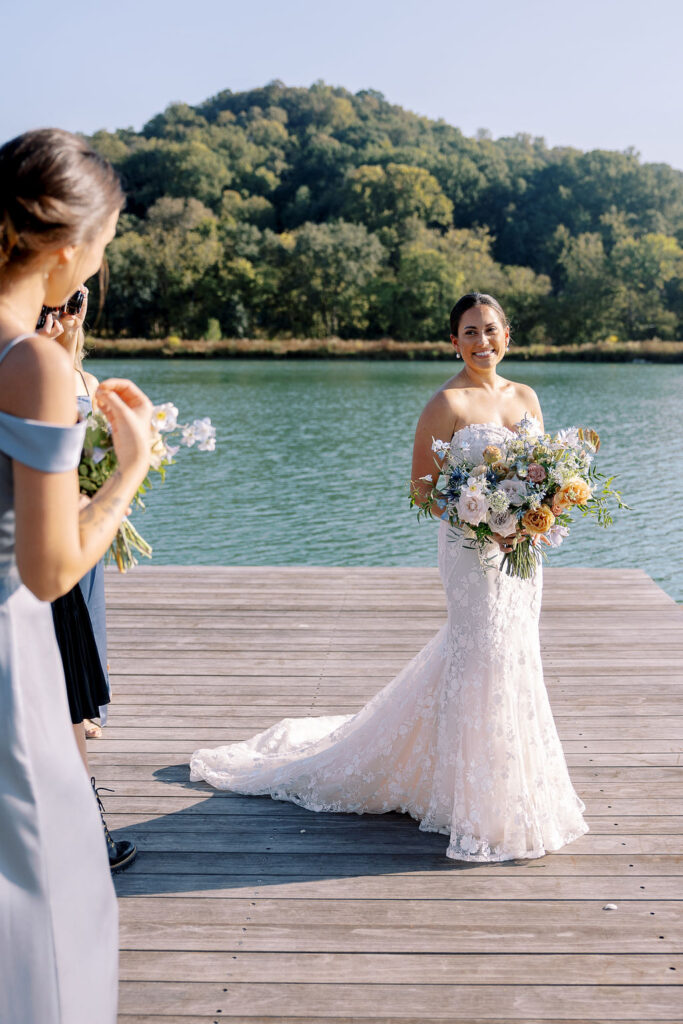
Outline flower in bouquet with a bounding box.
[79,402,217,572]
[543,523,570,548]
[554,477,592,510]
[151,402,179,433]
[457,487,488,526]
[527,462,547,484]
[486,507,518,537]
[482,445,502,465]
[411,413,628,580]
[521,505,556,535]
[498,476,529,506]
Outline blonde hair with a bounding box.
[73,325,86,371]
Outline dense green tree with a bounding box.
[88,81,683,342]
[271,220,386,337]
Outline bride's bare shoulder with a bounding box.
[504,377,543,420]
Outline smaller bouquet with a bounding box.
[79,402,216,572]
[412,414,628,579]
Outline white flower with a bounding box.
[165,443,180,458]
[551,463,574,486]
[152,402,179,433]
[486,507,518,537]
[554,426,580,448]
[543,524,570,548]
[181,424,198,447]
[457,490,488,526]
[498,477,529,506]
[197,436,216,452]
[92,447,107,465]
[488,489,510,513]
[431,438,450,455]
[192,417,215,444]
[515,413,542,439]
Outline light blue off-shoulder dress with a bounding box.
[0,336,118,1024]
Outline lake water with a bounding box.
[88,358,683,602]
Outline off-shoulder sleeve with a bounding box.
[0,410,86,473]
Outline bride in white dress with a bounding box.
[190,292,588,861]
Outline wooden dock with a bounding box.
[92,565,683,1023]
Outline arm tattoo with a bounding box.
[79,470,127,537]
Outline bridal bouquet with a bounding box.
[413,414,627,579]
[78,402,216,572]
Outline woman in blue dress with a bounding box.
[0,128,153,1024]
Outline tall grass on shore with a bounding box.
[88,337,683,362]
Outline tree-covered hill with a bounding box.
[89,81,683,343]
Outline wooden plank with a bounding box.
[118,949,683,984]
[112,850,683,879]
[116,981,683,1019]
[114,874,680,901]
[91,763,683,782]
[116,896,683,935]
[103,818,683,853]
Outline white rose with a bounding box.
[457,491,488,526]
[498,477,529,506]
[486,507,518,537]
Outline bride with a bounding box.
[190,292,589,861]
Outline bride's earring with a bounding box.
[454,349,461,359]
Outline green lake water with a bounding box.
[88,358,683,602]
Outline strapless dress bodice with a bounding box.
[450,416,542,464]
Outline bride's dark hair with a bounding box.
[0,128,124,273]
[450,292,510,336]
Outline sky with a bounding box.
[2,0,683,168]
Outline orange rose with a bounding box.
[521,505,556,535]
[551,493,570,515]
[555,477,592,509]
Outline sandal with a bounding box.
[84,718,103,739]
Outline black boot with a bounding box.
[91,777,138,873]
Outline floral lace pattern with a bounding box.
[190,423,588,861]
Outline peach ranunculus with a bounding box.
[482,445,503,465]
[490,460,510,479]
[555,477,592,510]
[527,462,547,484]
[521,504,556,535]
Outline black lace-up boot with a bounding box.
[91,777,137,873]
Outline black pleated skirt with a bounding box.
[51,584,111,724]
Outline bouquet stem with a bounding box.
[500,539,541,579]
[106,517,153,573]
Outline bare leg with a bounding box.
[72,721,88,773]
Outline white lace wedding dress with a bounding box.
[190,422,589,861]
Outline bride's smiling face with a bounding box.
[451,305,509,369]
